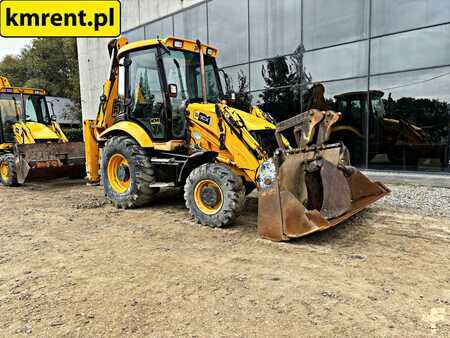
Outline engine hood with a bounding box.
[231,107,276,131]
[25,122,61,141]
[189,103,276,131]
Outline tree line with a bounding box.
[0,38,81,121]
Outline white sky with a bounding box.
[0,38,33,61]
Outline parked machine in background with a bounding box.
[0,77,85,186]
[332,91,441,167]
[83,36,389,241]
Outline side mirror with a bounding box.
[50,114,57,122]
[230,92,236,101]
[168,83,178,98]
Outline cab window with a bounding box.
[128,49,165,140]
[0,93,21,143]
[162,49,221,138]
[23,95,50,124]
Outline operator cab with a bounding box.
[116,37,223,142]
[0,88,51,143]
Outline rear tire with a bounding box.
[0,153,19,187]
[102,136,158,208]
[184,163,245,227]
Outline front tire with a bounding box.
[0,153,19,187]
[102,136,158,208]
[184,163,245,227]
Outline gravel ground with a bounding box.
[381,184,450,218]
[0,180,448,336]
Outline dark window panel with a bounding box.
[250,51,310,121]
[128,49,166,139]
[372,0,450,37]
[124,27,145,42]
[315,78,368,99]
[250,47,307,92]
[369,67,450,171]
[302,78,369,166]
[371,24,450,75]
[303,0,369,50]
[219,65,251,112]
[250,60,268,92]
[208,0,249,67]
[174,4,207,41]
[249,0,301,61]
[220,64,250,95]
[304,40,369,82]
[144,17,173,39]
[252,87,302,122]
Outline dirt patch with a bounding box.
[0,179,449,336]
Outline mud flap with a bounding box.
[257,146,390,242]
[13,142,85,184]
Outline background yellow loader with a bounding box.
[83,36,389,241]
[0,77,85,186]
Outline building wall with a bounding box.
[77,0,450,173]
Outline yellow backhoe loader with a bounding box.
[84,36,389,241]
[0,77,85,186]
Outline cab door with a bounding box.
[0,93,21,143]
[126,48,167,140]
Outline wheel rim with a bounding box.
[107,154,131,193]
[0,161,9,181]
[194,179,224,215]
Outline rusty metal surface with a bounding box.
[278,153,307,203]
[275,109,324,148]
[14,142,85,163]
[344,166,389,201]
[13,142,85,184]
[257,109,390,242]
[257,138,391,242]
[257,182,288,241]
[15,155,30,184]
[319,160,352,219]
[317,111,342,145]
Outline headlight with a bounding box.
[257,158,277,191]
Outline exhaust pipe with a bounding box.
[196,40,208,104]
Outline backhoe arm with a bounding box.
[84,37,128,184]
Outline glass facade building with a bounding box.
[124,0,450,173]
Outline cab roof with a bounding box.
[0,76,46,95]
[117,36,219,59]
[334,90,384,99]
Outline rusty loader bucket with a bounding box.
[13,142,85,184]
[257,110,390,241]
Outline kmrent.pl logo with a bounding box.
[0,0,121,37]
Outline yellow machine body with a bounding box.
[84,36,389,241]
[0,76,84,185]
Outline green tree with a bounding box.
[0,38,81,121]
